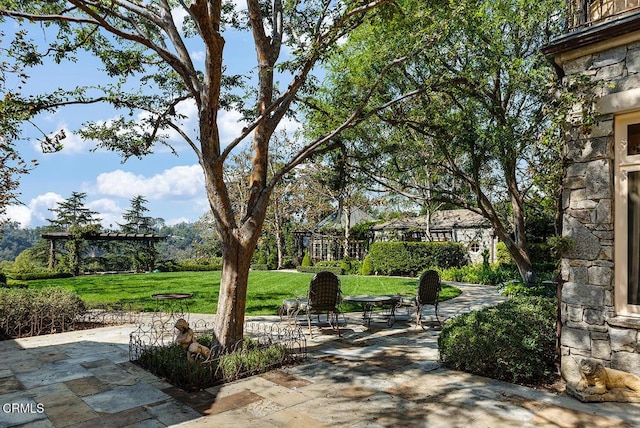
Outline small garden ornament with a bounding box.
[569,358,640,403]
[174,318,211,363]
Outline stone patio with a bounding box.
[1,283,639,427]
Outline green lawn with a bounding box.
[25,270,462,315]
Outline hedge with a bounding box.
[368,241,468,276]
[296,266,343,275]
[11,272,74,281]
[438,296,557,385]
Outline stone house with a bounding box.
[371,209,497,264]
[295,208,375,262]
[543,0,640,387]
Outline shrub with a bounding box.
[11,272,74,281]
[495,242,511,265]
[315,261,341,268]
[301,251,312,267]
[281,258,296,269]
[498,278,557,298]
[251,264,270,271]
[267,252,278,270]
[0,272,5,285]
[340,258,352,275]
[0,287,86,338]
[438,263,519,285]
[438,296,557,385]
[368,241,467,276]
[360,254,374,275]
[296,266,343,275]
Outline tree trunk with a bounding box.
[343,206,351,259]
[213,238,254,348]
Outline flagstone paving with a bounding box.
[1,283,639,427]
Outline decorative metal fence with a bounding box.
[129,317,307,391]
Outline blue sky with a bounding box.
[2,3,301,229]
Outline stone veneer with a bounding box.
[558,40,640,384]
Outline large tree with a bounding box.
[305,0,565,282]
[47,191,101,275]
[119,195,158,271]
[0,0,397,347]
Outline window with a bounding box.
[614,112,640,315]
[468,242,481,253]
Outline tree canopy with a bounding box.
[304,0,565,282]
[0,0,396,347]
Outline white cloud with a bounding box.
[30,192,65,222]
[87,198,124,229]
[191,50,205,61]
[88,198,122,216]
[165,216,191,226]
[32,126,96,155]
[3,205,32,228]
[94,165,205,200]
[2,192,64,227]
[218,109,249,148]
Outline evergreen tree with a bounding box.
[118,195,158,271]
[47,192,101,275]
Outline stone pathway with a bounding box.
[1,283,639,427]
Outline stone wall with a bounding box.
[559,41,640,383]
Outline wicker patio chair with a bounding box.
[300,271,342,337]
[397,269,441,329]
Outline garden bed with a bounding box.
[129,319,307,391]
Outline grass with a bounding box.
[24,270,462,316]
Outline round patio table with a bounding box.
[151,292,193,317]
[342,295,399,329]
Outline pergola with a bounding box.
[41,231,166,273]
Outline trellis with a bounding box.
[41,231,166,272]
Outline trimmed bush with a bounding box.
[315,261,341,268]
[157,258,223,272]
[368,241,467,276]
[360,254,374,275]
[11,272,74,281]
[301,251,312,267]
[296,266,343,275]
[0,287,86,338]
[438,296,557,385]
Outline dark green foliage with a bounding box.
[296,266,343,275]
[368,242,467,276]
[340,258,352,275]
[251,264,270,271]
[0,281,28,289]
[11,272,74,280]
[135,336,291,391]
[281,258,295,269]
[0,272,5,285]
[0,287,86,338]
[0,223,43,262]
[156,258,222,272]
[438,296,557,385]
[267,251,278,270]
[528,242,554,264]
